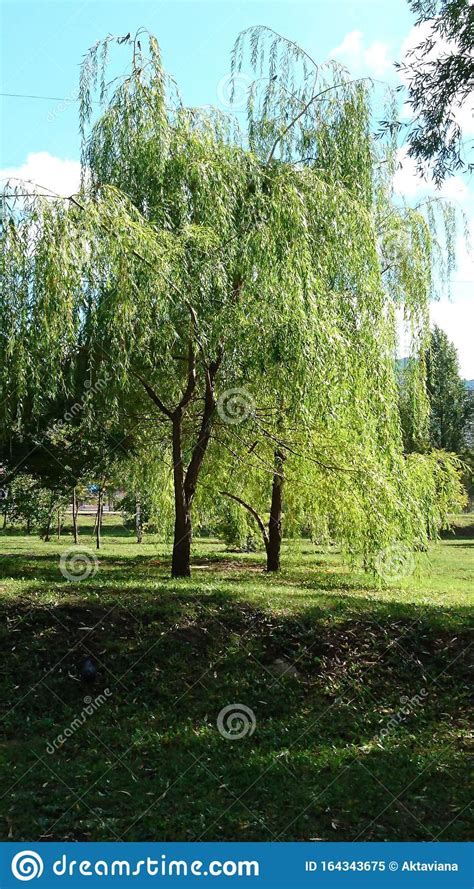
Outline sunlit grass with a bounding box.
[0,516,472,841]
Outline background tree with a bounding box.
[426,325,473,451]
[396,0,474,182]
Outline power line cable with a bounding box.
[0,91,99,103]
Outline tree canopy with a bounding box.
[0,27,466,575]
[397,0,474,182]
[426,325,473,451]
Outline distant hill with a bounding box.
[397,358,473,391]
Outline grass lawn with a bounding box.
[0,515,472,842]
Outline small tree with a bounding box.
[426,325,473,451]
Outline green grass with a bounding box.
[0,515,472,842]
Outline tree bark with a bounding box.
[43,508,53,541]
[135,493,143,544]
[220,447,285,573]
[172,500,192,576]
[266,449,285,572]
[139,334,222,577]
[57,508,62,539]
[170,352,221,578]
[72,487,79,544]
[96,489,102,550]
[171,411,192,576]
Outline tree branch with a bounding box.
[220,489,269,551]
[176,338,197,411]
[184,349,223,504]
[266,77,372,166]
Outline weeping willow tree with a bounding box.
[0,28,464,577]
[201,26,464,569]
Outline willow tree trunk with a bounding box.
[169,355,220,577]
[96,489,102,550]
[135,494,143,544]
[72,487,79,544]
[172,496,192,577]
[43,508,53,542]
[266,449,285,572]
[171,412,192,577]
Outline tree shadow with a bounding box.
[1,547,471,842]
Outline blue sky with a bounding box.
[1,0,472,375]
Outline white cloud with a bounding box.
[331,30,392,76]
[397,287,474,378]
[364,41,392,77]
[392,145,473,379]
[392,147,469,202]
[430,294,474,379]
[0,152,81,198]
[331,30,364,63]
[451,220,474,284]
[399,21,474,136]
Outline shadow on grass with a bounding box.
[0,541,472,842]
[441,522,474,540]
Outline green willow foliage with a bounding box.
[0,28,464,571]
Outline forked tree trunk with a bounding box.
[72,487,79,544]
[169,355,221,577]
[140,339,223,578]
[266,449,285,572]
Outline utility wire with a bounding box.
[0,91,99,104]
